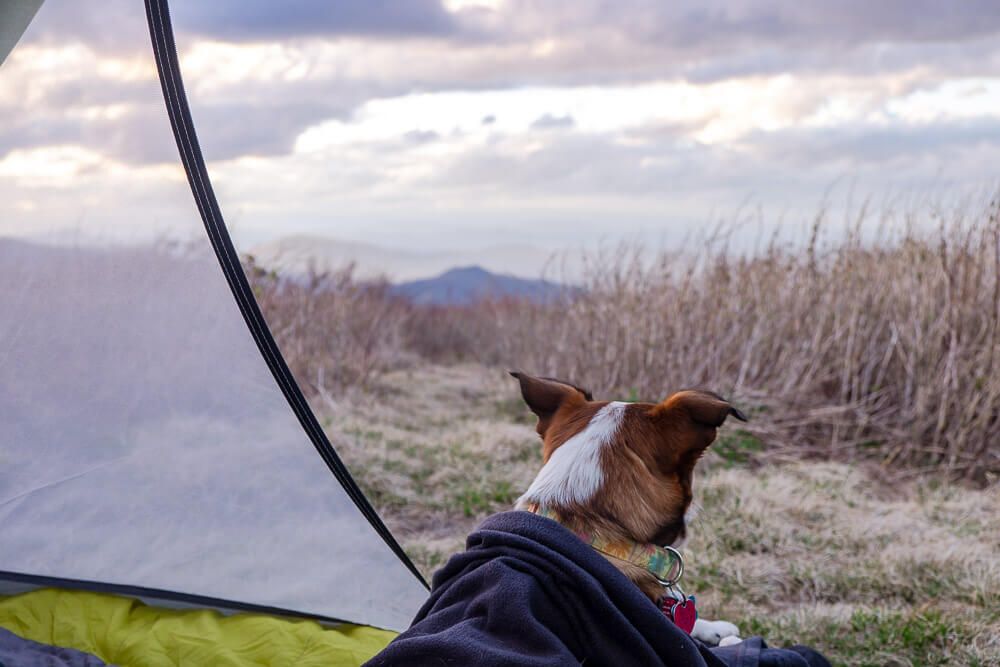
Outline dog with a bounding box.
[510,371,745,647]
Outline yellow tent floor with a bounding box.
[0,588,396,666]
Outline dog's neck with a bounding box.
[522,502,681,602]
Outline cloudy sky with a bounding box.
[2,0,1000,253]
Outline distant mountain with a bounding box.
[248,235,579,283]
[392,266,564,305]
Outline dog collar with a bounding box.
[522,503,684,587]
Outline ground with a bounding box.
[323,363,1000,667]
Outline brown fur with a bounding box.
[512,371,746,601]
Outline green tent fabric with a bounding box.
[0,589,396,666]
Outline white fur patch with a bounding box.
[516,401,626,508]
[684,504,700,524]
[692,619,741,646]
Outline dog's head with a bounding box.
[512,371,746,550]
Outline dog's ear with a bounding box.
[509,371,590,438]
[648,389,747,454]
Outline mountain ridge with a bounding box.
[391,265,564,305]
[247,234,577,283]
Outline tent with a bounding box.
[0,0,428,662]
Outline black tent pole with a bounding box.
[143,0,429,591]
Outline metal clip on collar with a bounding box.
[655,545,686,598]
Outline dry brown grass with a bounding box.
[246,258,415,396]
[482,200,1000,483]
[687,462,1000,665]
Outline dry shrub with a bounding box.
[486,200,1000,482]
[403,298,526,363]
[245,257,413,396]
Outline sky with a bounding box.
[2,0,1000,254]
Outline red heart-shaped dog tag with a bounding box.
[668,598,698,634]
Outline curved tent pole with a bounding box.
[143,0,429,591]
[0,0,45,66]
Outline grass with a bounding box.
[483,202,1000,484]
[743,608,984,667]
[685,462,1000,665]
[712,429,765,467]
[325,363,1000,666]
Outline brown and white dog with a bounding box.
[511,371,745,647]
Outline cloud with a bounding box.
[415,115,1000,205]
[0,65,349,165]
[24,0,1000,84]
[744,117,1000,166]
[23,0,467,52]
[531,113,574,130]
[595,0,1000,49]
[172,0,464,41]
[403,129,440,144]
[5,0,1000,251]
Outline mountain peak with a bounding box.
[439,265,493,278]
[392,265,562,306]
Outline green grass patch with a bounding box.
[454,480,519,517]
[740,607,982,667]
[714,429,765,467]
[493,397,535,424]
[406,544,451,576]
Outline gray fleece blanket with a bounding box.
[0,627,107,667]
[368,511,832,666]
